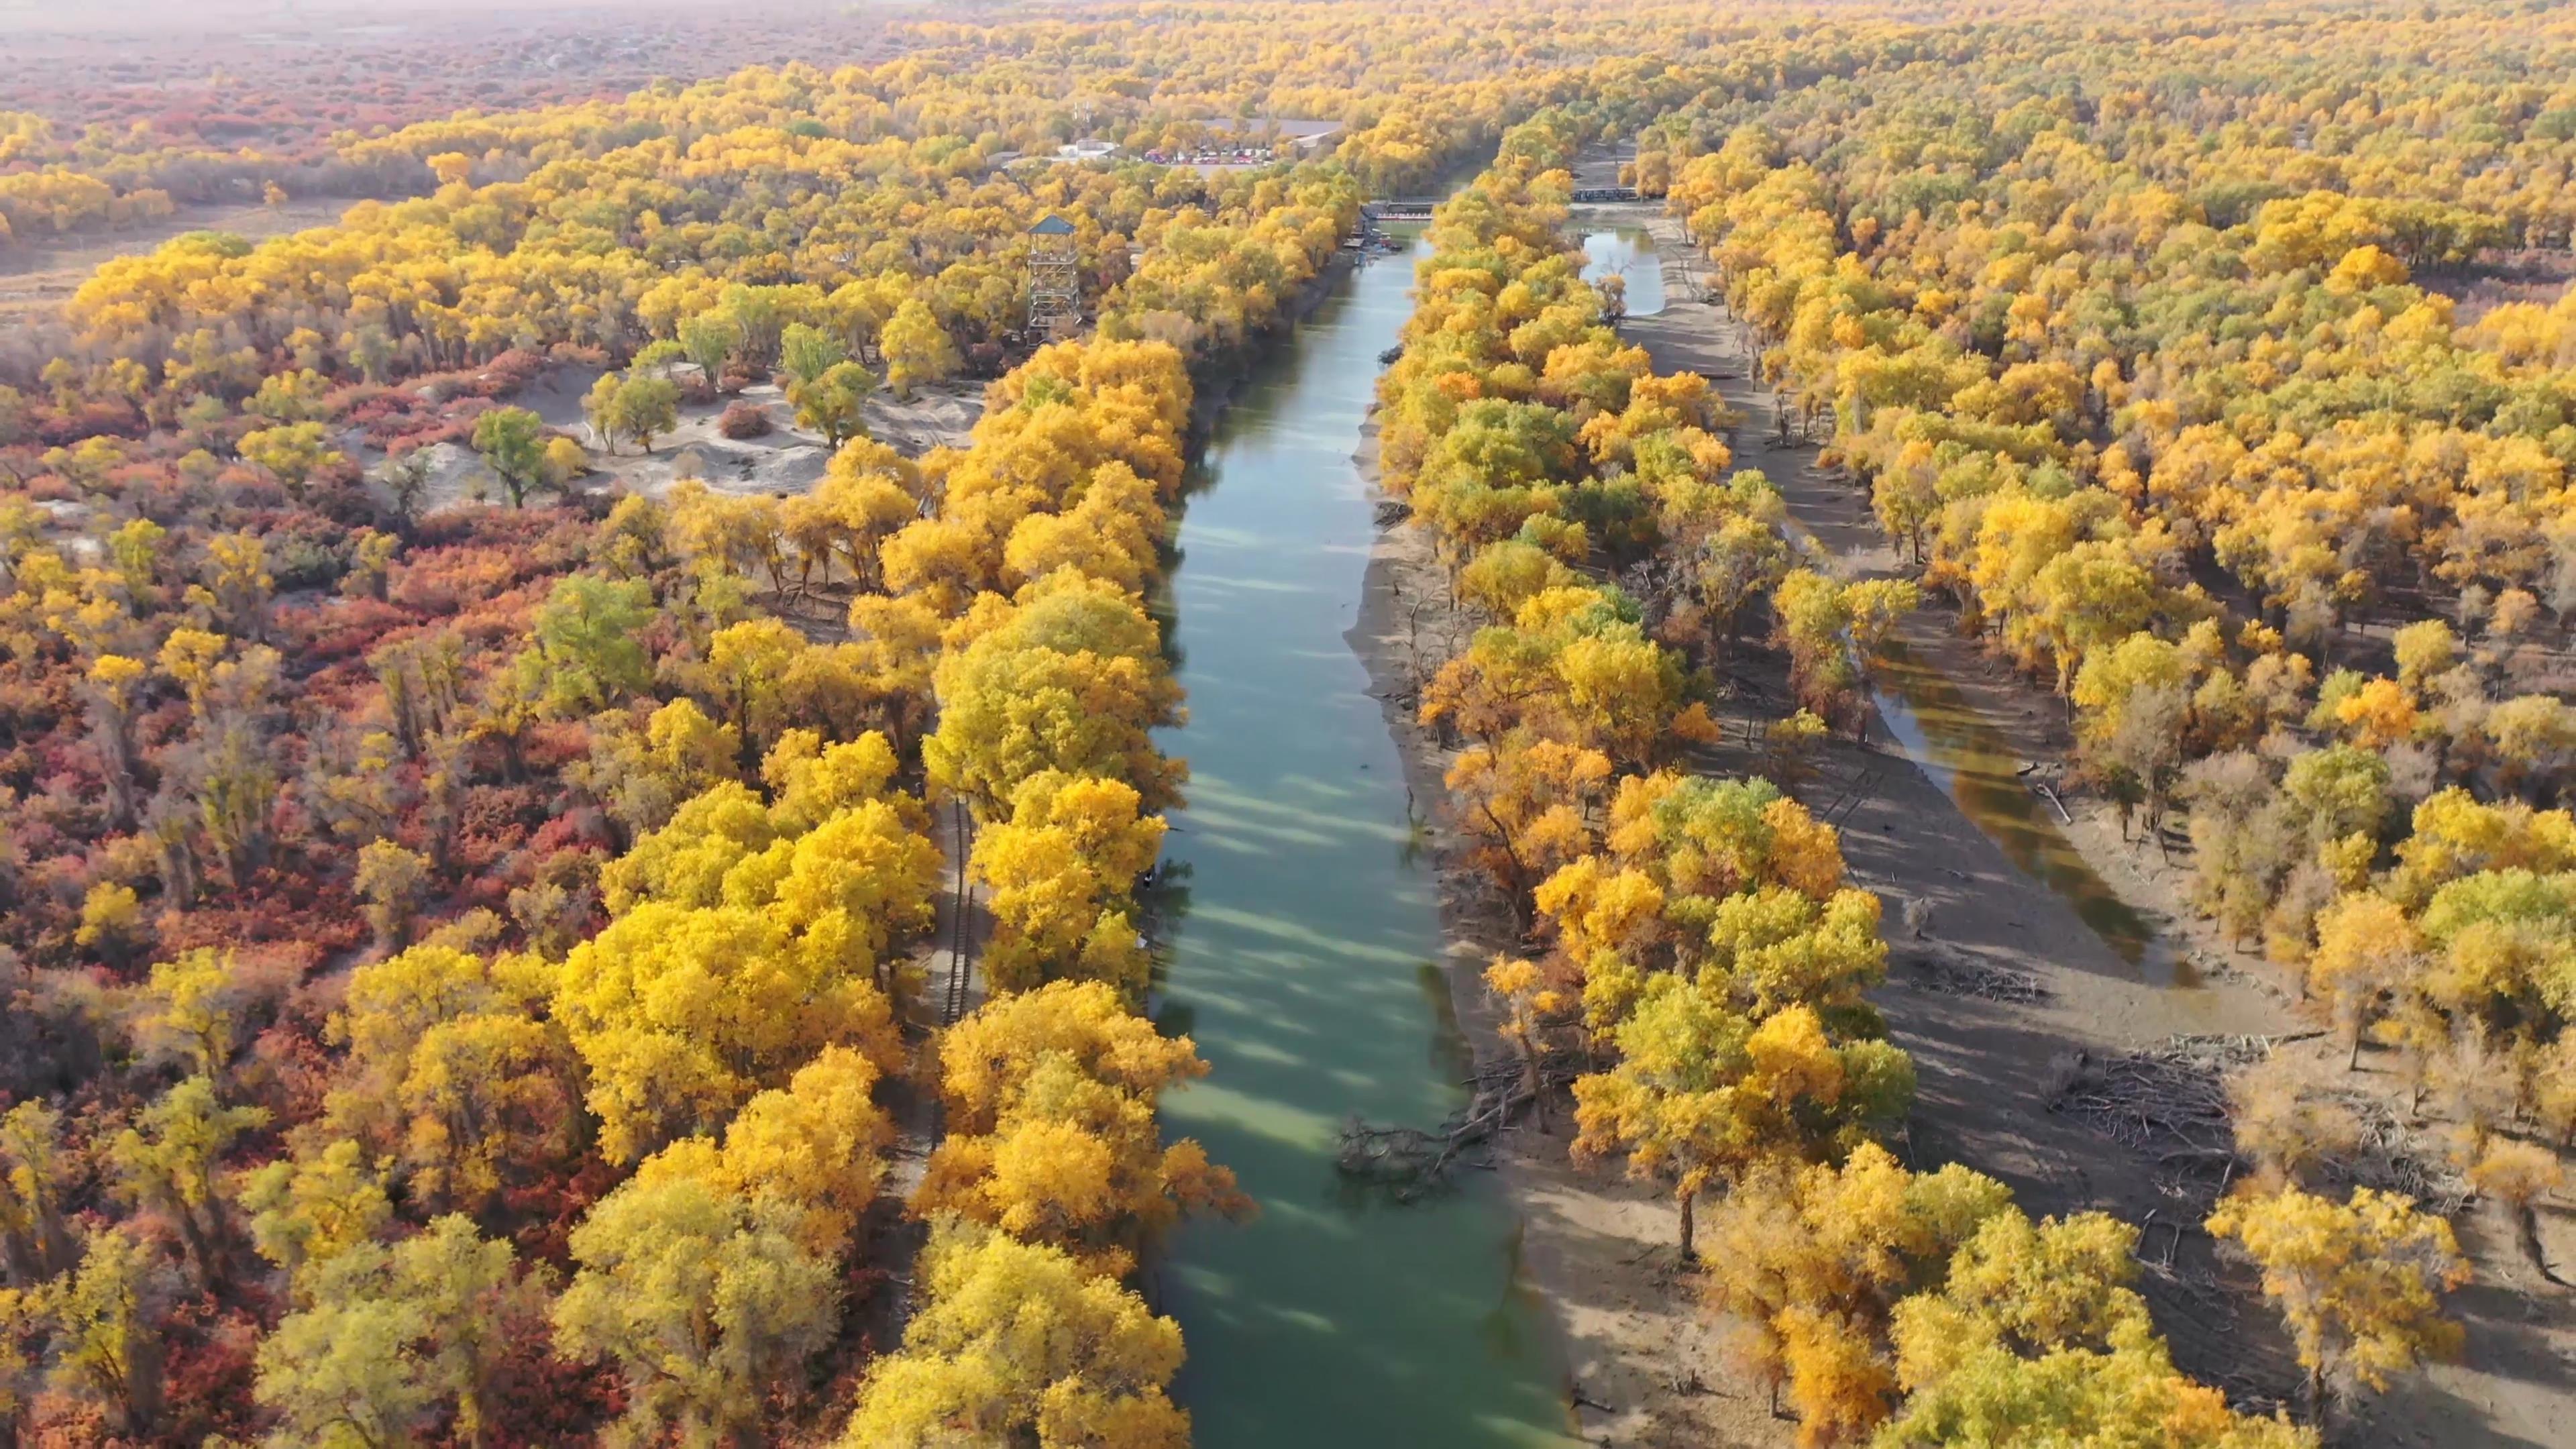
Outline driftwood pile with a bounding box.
[2048,1034,2269,1200]
[2318,1088,2472,1215]
[2048,1031,2463,1222]
[1905,949,2050,1004]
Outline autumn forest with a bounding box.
[0,0,2571,1445]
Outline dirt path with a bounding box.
[1609,205,2574,1444]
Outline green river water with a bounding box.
[1150,241,1579,1446]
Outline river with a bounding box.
[1150,244,1578,1445]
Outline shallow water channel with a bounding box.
[1149,244,1578,1444]
[1866,637,2180,981]
[1576,227,2181,985]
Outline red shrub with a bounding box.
[159,1296,266,1447]
[389,543,527,614]
[36,400,144,446]
[481,1278,626,1448]
[719,401,773,439]
[279,594,415,663]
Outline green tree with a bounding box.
[36,1229,166,1436]
[109,1077,266,1283]
[531,574,655,716]
[256,1216,535,1449]
[239,1139,392,1291]
[779,322,847,391]
[239,421,342,500]
[679,314,742,393]
[470,407,547,507]
[793,360,877,448]
[611,373,681,454]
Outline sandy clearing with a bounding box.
[0,198,355,323]
[364,368,986,517]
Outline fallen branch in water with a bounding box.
[1338,1060,1576,1200]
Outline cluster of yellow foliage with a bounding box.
[835,284,1267,1442]
[0,87,1412,1436]
[1631,9,2559,1428]
[10,0,1732,430]
[1412,115,2370,1444]
[1662,5,2576,690]
[35,552,964,1444]
[1703,1143,2311,1446]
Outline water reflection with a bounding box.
[1581,227,1665,317]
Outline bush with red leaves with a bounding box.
[275,594,413,663]
[480,1280,627,1448]
[719,401,773,439]
[159,1295,267,1447]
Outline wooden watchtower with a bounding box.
[1027,213,1082,339]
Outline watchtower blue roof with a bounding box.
[1031,214,1077,235]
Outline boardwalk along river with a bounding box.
[1149,239,1578,1446]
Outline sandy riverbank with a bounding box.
[1336,195,2576,1444]
[1340,201,2314,1440]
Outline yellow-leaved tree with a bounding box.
[553,1175,840,1446]
[916,981,1247,1277]
[1699,1142,2010,1436]
[326,943,581,1213]
[840,1226,1188,1448]
[553,902,902,1163]
[2206,1185,2469,1425]
[631,1044,894,1258]
[1572,1000,1914,1258]
[1884,1208,2313,1446]
[971,770,1167,996]
[926,571,1186,815]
